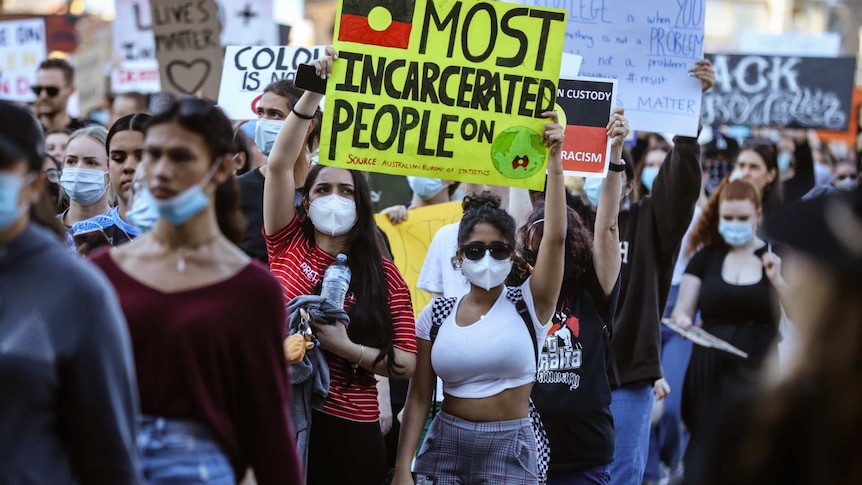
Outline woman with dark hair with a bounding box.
[0,100,142,483]
[71,113,151,253]
[692,187,862,485]
[526,109,629,485]
[730,141,783,215]
[264,50,416,485]
[90,98,301,484]
[672,179,788,473]
[393,105,571,482]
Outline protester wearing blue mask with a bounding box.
[633,146,670,202]
[671,179,788,475]
[380,176,457,224]
[238,79,320,264]
[71,113,152,255]
[58,126,111,234]
[0,100,143,484]
[89,98,303,484]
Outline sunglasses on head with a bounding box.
[151,96,217,118]
[462,242,511,261]
[32,85,60,97]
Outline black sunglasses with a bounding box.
[462,242,512,261]
[151,96,217,118]
[32,85,60,97]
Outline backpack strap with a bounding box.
[505,287,539,364]
[429,297,457,345]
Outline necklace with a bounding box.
[150,233,221,272]
[462,298,488,320]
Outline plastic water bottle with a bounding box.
[321,253,351,309]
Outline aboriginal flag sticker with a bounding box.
[338,0,417,49]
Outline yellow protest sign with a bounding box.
[375,201,463,317]
[320,0,568,190]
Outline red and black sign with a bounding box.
[338,0,416,50]
[556,78,615,176]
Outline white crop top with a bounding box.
[415,278,551,399]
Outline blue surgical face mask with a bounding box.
[254,118,284,156]
[89,109,110,127]
[0,173,26,231]
[583,177,603,207]
[60,168,108,206]
[153,159,221,226]
[583,177,628,208]
[125,186,159,233]
[718,219,754,246]
[777,152,792,173]
[640,166,660,192]
[407,176,444,200]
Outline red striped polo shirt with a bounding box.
[266,214,416,422]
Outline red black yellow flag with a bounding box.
[338,0,417,49]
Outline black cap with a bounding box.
[0,101,45,166]
[763,187,862,274]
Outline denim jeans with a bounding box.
[608,383,654,485]
[137,416,234,484]
[548,464,611,485]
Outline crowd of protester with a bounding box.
[1,43,861,485]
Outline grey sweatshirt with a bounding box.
[0,223,143,484]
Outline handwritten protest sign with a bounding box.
[318,0,568,191]
[114,0,276,94]
[112,0,160,93]
[74,18,111,115]
[0,18,47,102]
[514,0,704,136]
[556,77,616,177]
[217,45,325,118]
[220,0,278,46]
[702,54,857,131]
[374,201,463,317]
[150,0,224,99]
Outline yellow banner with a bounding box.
[375,201,463,317]
[320,0,568,190]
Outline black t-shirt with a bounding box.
[531,260,619,471]
[238,167,268,264]
[685,245,779,327]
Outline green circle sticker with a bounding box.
[490,127,546,179]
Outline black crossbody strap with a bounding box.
[506,287,539,365]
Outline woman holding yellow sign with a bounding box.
[263,47,418,485]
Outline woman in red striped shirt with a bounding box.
[263,47,417,485]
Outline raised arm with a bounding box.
[529,112,567,324]
[263,47,335,234]
[592,109,628,295]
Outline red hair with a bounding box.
[686,179,762,257]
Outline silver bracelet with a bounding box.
[353,344,364,368]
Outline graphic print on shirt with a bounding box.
[537,307,583,390]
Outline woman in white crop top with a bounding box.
[393,113,569,485]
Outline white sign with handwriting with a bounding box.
[514,0,705,136]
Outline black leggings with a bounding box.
[307,409,386,485]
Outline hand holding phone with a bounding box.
[295,63,327,95]
[73,228,111,253]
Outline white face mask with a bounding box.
[460,253,512,291]
[254,118,284,156]
[307,194,358,237]
[60,168,108,206]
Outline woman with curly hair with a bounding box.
[522,109,629,485]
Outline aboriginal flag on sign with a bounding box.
[338,0,417,49]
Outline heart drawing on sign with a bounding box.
[166,60,211,95]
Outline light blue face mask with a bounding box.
[777,152,792,173]
[583,177,604,207]
[254,118,284,156]
[0,173,25,231]
[407,176,444,200]
[153,159,221,226]
[640,166,660,192]
[718,219,754,246]
[125,187,159,233]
